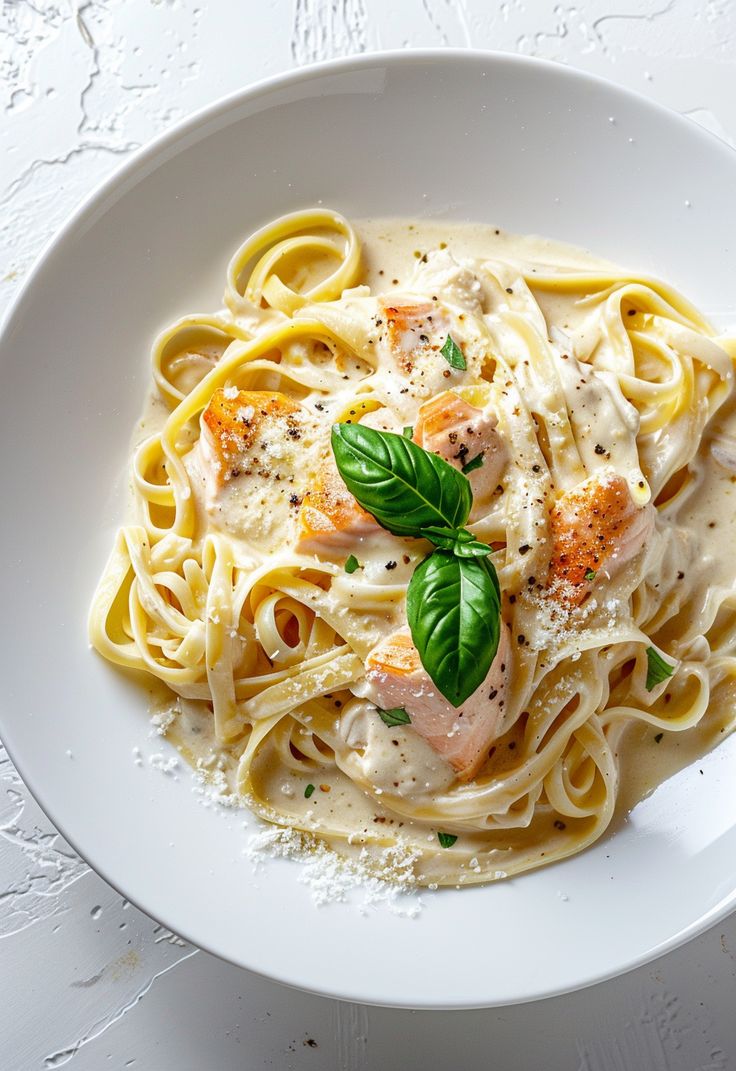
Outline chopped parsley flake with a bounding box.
[440,334,467,371]
[377,706,411,727]
[461,452,485,475]
[304,783,316,799]
[645,646,674,691]
[344,554,360,574]
[437,832,458,848]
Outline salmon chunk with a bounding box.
[548,473,655,606]
[379,298,449,372]
[413,391,507,515]
[296,462,378,554]
[364,626,509,782]
[190,388,318,550]
[201,388,302,488]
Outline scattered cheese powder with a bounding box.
[245,825,423,916]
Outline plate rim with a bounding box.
[2,48,736,1009]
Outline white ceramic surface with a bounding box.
[1,50,735,1010]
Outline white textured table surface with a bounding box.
[2,3,736,1069]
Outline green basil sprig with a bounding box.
[420,525,493,559]
[331,423,502,708]
[407,551,501,707]
[331,423,472,537]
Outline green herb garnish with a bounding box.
[304,783,316,799]
[420,525,493,558]
[377,706,412,727]
[331,424,500,708]
[440,334,467,371]
[461,451,485,475]
[331,423,472,538]
[584,568,596,581]
[344,554,360,574]
[403,425,413,438]
[645,646,674,691]
[437,832,458,848]
[408,551,500,707]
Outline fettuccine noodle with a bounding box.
[89,210,736,885]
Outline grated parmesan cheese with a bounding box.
[245,825,423,916]
[148,752,180,776]
[150,704,177,736]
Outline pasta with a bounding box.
[89,209,736,885]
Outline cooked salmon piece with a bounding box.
[201,388,303,488]
[296,406,407,554]
[413,391,507,515]
[364,625,509,782]
[191,388,319,550]
[296,461,378,554]
[547,473,655,607]
[379,298,449,372]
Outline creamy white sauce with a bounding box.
[132,217,736,883]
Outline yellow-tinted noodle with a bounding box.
[89,210,736,885]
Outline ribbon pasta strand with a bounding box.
[89,211,736,886]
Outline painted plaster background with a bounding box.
[2,2,736,1067]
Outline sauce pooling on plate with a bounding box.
[89,210,736,886]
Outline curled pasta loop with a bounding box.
[88,210,736,885]
[225,209,361,315]
[152,315,253,407]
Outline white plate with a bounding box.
[1,51,736,1009]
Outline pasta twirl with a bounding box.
[89,211,736,885]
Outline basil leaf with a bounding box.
[331,424,472,537]
[451,539,493,559]
[645,646,674,691]
[304,783,315,799]
[461,451,485,475]
[437,832,458,848]
[420,526,493,558]
[440,334,467,371]
[407,550,501,707]
[377,706,411,727]
[344,554,360,574]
